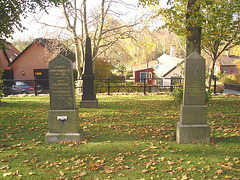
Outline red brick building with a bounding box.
[8,38,75,87]
[0,41,20,79]
[216,55,239,74]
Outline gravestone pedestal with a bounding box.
[80,99,98,108]
[176,52,210,144]
[176,105,209,144]
[46,110,83,143]
[45,55,83,143]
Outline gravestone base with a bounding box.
[80,99,98,108]
[46,109,83,143]
[45,131,83,143]
[176,122,210,144]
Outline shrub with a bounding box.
[126,70,133,79]
[95,80,147,93]
[94,60,114,80]
[116,62,125,74]
[219,73,240,84]
[171,83,212,103]
[216,82,225,93]
[171,83,183,103]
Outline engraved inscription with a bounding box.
[186,79,205,96]
[49,56,75,110]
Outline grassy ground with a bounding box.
[0,94,239,179]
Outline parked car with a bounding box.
[3,81,43,95]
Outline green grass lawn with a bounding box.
[0,94,239,179]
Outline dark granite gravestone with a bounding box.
[176,52,210,144]
[45,55,83,143]
[80,37,98,108]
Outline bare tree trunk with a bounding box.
[92,0,109,70]
[62,0,83,93]
[82,0,88,38]
[208,59,217,91]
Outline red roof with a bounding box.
[218,55,239,66]
[0,42,20,70]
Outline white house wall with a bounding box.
[165,65,184,78]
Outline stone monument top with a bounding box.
[183,52,206,105]
[49,55,76,110]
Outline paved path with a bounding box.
[223,89,240,95]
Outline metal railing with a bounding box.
[2,76,218,96]
[76,77,183,95]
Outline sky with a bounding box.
[9,0,163,42]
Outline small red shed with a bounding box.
[132,60,159,85]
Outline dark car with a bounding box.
[3,81,43,95]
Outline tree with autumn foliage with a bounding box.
[0,0,60,48]
[231,45,240,56]
[140,0,240,90]
[201,0,240,89]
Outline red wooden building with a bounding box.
[132,60,159,85]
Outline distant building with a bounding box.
[8,38,75,88]
[132,52,184,86]
[0,41,20,80]
[132,60,159,85]
[153,54,184,86]
[215,55,239,75]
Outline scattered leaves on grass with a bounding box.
[79,171,87,176]
[216,169,224,175]
[105,169,113,174]
[0,165,9,170]
[142,169,148,173]
[59,171,64,176]
[1,95,240,179]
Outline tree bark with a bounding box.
[186,0,201,57]
[208,60,216,91]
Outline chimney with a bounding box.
[170,45,176,57]
[225,51,230,57]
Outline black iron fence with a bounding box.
[86,77,183,95]
[2,76,218,96]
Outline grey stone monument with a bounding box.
[80,37,98,108]
[176,52,210,144]
[45,55,83,143]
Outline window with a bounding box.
[224,68,229,73]
[149,72,152,80]
[15,81,25,87]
